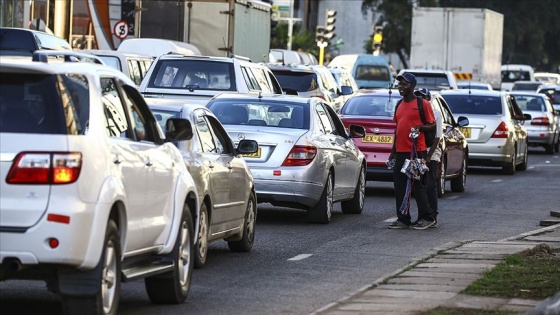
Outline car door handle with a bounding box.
[113,155,121,164]
[145,158,153,167]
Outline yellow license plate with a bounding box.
[459,127,471,138]
[242,148,261,158]
[362,134,394,144]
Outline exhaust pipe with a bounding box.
[4,258,23,272]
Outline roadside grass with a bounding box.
[421,244,560,315]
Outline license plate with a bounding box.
[459,127,471,138]
[242,148,261,158]
[362,134,394,144]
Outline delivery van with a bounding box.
[328,54,393,89]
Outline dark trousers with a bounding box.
[426,159,439,219]
[393,152,434,224]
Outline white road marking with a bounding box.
[446,195,459,200]
[491,179,502,183]
[288,254,313,261]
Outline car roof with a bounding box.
[145,99,206,111]
[80,49,153,59]
[440,89,504,96]
[211,92,314,104]
[265,63,315,73]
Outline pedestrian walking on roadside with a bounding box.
[415,88,441,227]
[387,73,437,230]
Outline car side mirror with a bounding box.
[165,118,193,142]
[340,86,353,96]
[457,116,469,127]
[349,124,366,138]
[237,139,259,155]
[522,113,532,121]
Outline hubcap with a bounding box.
[179,221,191,287]
[102,240,117,313]
[246,199,255,241]
[198,210,208,260]
[358,168,365,208]
[326,176,333,219]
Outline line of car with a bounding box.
[2,45,559,315]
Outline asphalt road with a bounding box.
[1,147,558,315]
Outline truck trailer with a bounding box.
[410,7,504,90]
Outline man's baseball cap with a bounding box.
[396,72,417,85]
[414,88,431,99]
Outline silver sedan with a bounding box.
[441,90,531,175]
[148,100,258,268]
[206,93,367,224]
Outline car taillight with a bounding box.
[491,122,509,138]
[281,145,317,166]
[531,117,550,126]
[6,152,82,184]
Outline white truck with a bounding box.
[410,7,504,90]
[183,0,271,63]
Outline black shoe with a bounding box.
[412,219,436,230]
[387,220,410,229]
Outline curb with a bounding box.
[309,241,467,315]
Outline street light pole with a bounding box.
[287,0,294,50]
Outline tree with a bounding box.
[271,22,321,59]
[361,0,438,68]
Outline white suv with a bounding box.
[139,54,283,104]
[0,54,200,314]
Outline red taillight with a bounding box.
[491,122,509,138]
[282,145,317,166]
[6,152,82,184]
[531,117,550,126]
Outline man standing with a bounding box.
[388,73,437,230]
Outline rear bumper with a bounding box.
[254,178,323,209]
[467,140,513,164]
[366,166,393,181]
[527,130,556,145]
[0,201,110,271]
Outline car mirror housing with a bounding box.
[237,139,259,155]
[349,124,366,138]
[457,116,470,127]
[165,118,193,142]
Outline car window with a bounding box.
[249,67,273,94]
[355,65,390,81]
[539,88,560,105]
[0,73,88,135]
[410,73,451,90]
[206,115,234,155]
[434,97,454,125]
[272,71,317,93]
[128,59,142,85]
[316,103,335,134]
[96,55,122,71]
[442,94,503,115]
[241,66,261,92]
[148,60,235,91]
[152,109,180,136]
[340,95,398,117]
[119,85,154,142]
[194,109,218,153]
[101,78,131,138]
[502,70,532,83]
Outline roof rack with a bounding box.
[230,54,252,62]
[32,51,105,64]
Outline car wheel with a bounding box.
[194,203,209,269]
[450,157,467,192]
[555,137,560,153]
[61,220,121,315]
[228,192,256,252]
[145,204,193,304]
[308,173,333,224]
[341,165,365,214]
[437,160,445,198]
[503,147,516,175]
[518,143,528,171]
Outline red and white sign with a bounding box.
[113,20,129,40]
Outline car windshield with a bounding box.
[272,71,318,94]
[340,95,400,117]
[538,88,560,105]
[409,73,451,90]
[207,100,309,129]
[0,73,89,134]
[442,95,503,115]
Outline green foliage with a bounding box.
[270,22,320,59]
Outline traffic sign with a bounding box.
[114,20,129,40]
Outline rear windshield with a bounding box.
[512,82,541,91]
[147,59,236,91]
[207,100,310,129]
[442,95,503,115]
[340,95,399,117]
[0,73,90,134]
[511,95,545,111]
[502,70,532,83]
[539,88,560,105]
[410,73,451,90]
[272,71,318,95]
[355,65,390,81]
[0,28,71,56]
[96,55,122,71]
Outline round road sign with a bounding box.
[114,20,129,40]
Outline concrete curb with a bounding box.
[309,241,467,315]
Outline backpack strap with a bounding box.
[416,97,427,124]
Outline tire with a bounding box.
[61,220,121,315]
[307,173,333,224]
[145,205,194,304]
[194,203,209,269]
[228,192,257,252]
[503,147,516,175]
[437,160,445,198]
[450,157,467,192]
[554,135,560,153]
[518,143,528,171]
[341,165,365,214]
[545,143,554,154]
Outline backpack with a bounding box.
[395,97,436,148]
